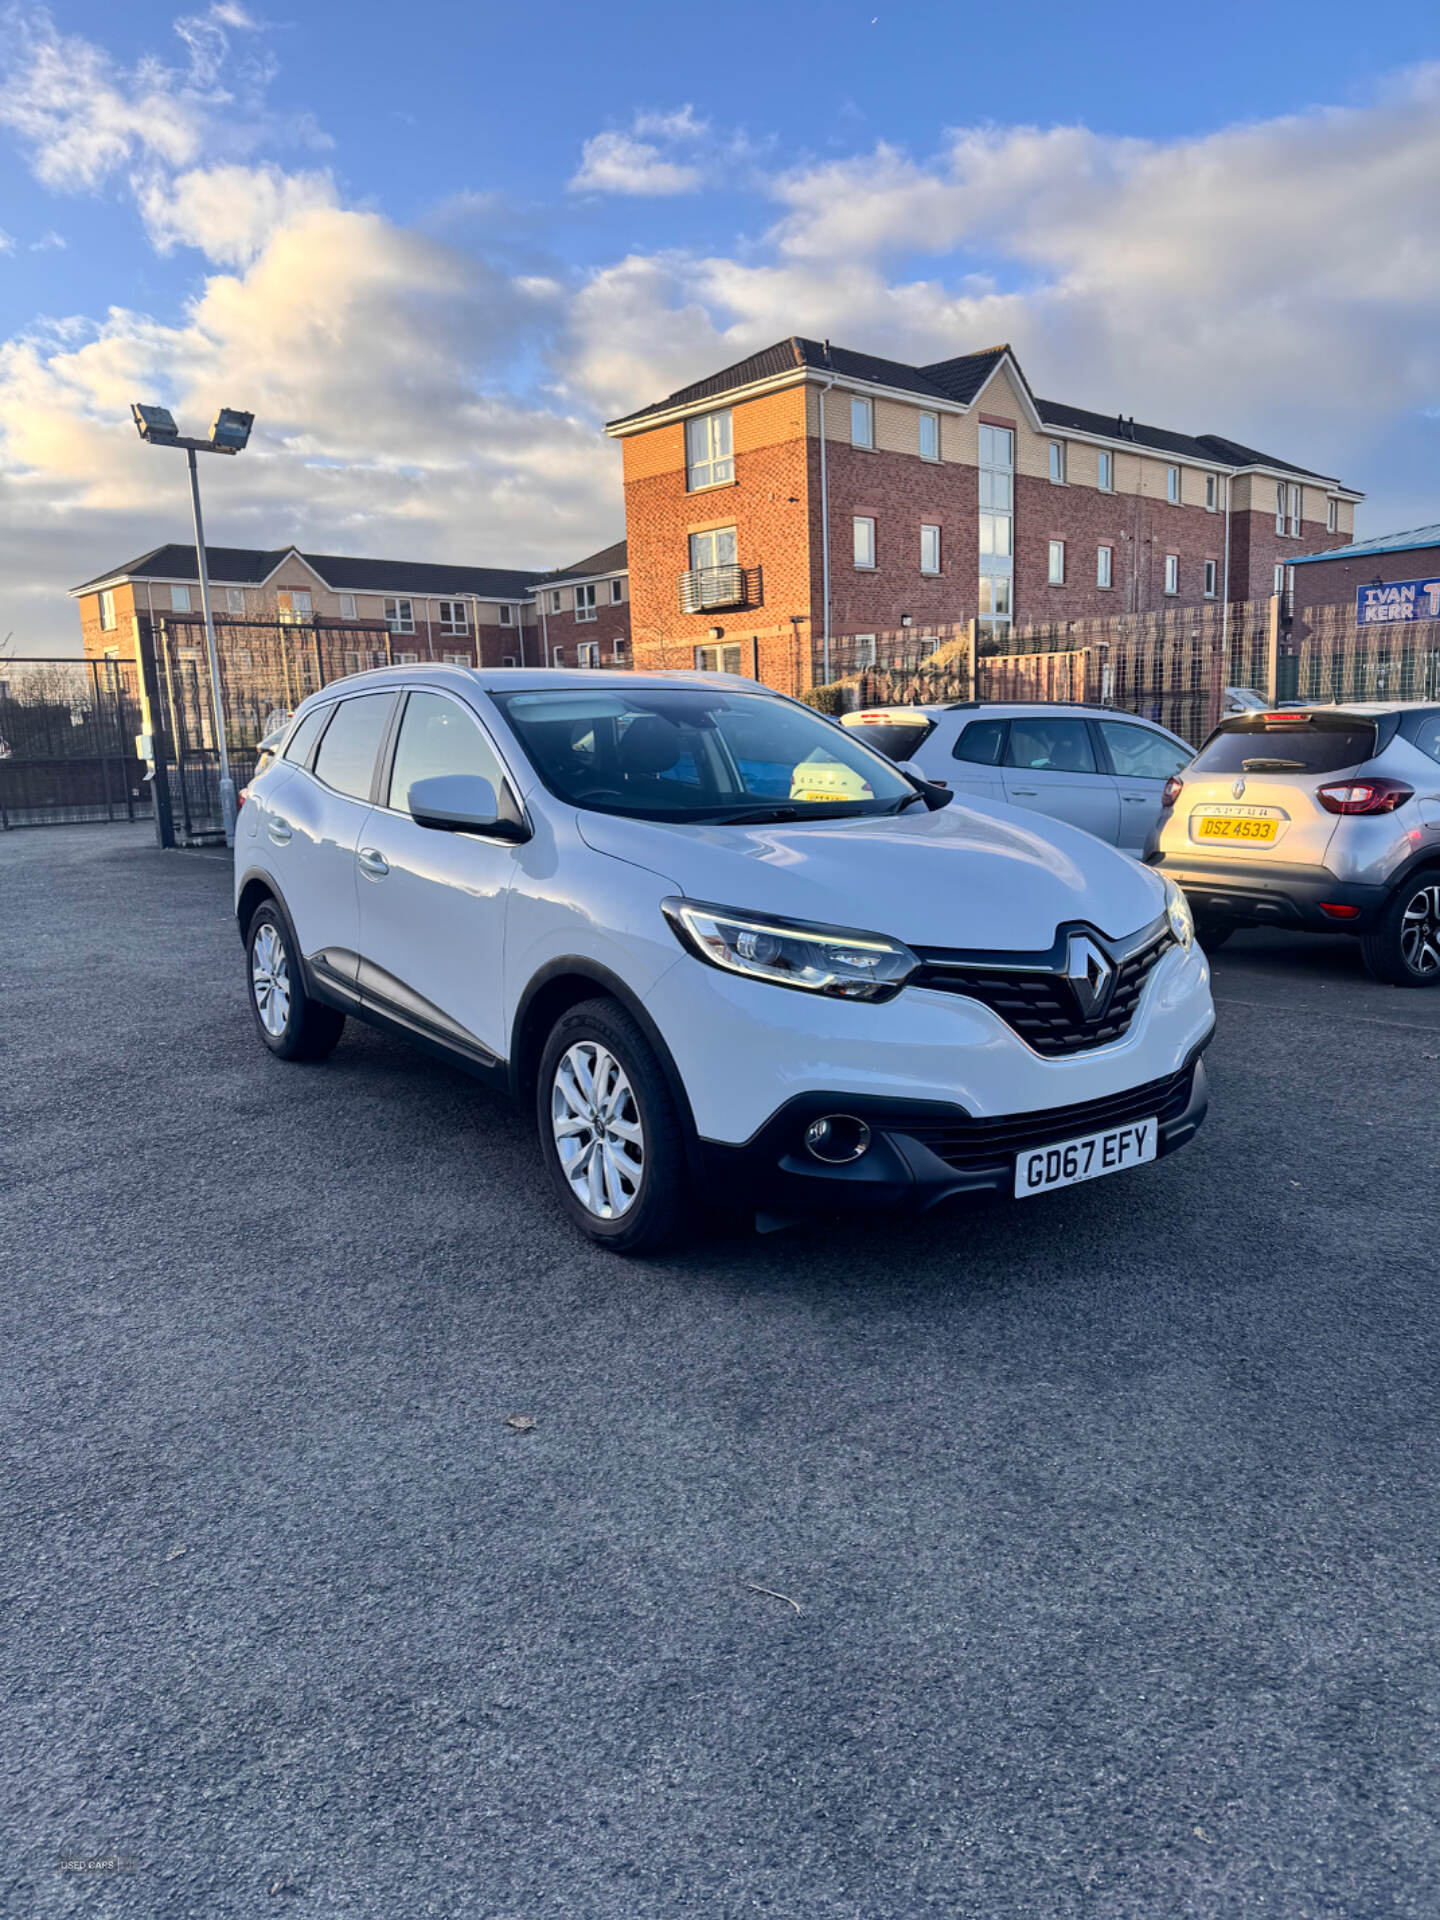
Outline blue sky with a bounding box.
[2,0,1438,649]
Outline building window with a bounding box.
[612,638,628,662]
[574,584,597,622]
[396,651,420,665]
[1167,466,1181,505]
[438,600,469,634]
[551,645,565,667]
[1204,560,1218,598]
[578,641,601,667]
[1164,554,1179,595]
[689,526,737,572]
[920,524,941,575]
[610,578,624,602]
[98,589,116,630]
[1274,563,1285,595]
[685,409,734,490]
[1288,485,1302,537]
[278,590,312,624]
[1048,540,1065,585]
[1205,474,1218,511]
[442,652,468,666]
[499,603,513,625]
[384,597,415,634]
[852,634,878,667]
[918,412,939,461]
[170,585,192,613]
[851,397,874,449]
[502,655,516,668]
[977,424,1014,645]
[549,590,563,613]
[695,642,743,673]
[853,516,876,569]
[1275,482,1287,535]
[1097,545,1113,590]
[224,587,245,616]
[1327,498,1338,533]
[338,594,357,620]
[1097,450,1113,492]
[1048,441,1066,484]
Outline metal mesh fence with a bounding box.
[0,657,150,827]
[806,624,974,711]
[1293,608,1440,704]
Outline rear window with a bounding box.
[843,720,934,762]
[1192,717,1378,777]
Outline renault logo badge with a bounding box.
[1233,776,1247,799]
[1065,934,1114,1022]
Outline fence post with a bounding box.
[134,616,176,849]
[965,619,978,700]
[1264,594,1282,705]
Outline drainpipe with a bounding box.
[1221,473,1232,675]
[816,367,837,683]
[540,592,549,667]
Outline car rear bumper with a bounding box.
[1144,854,1387,931]
[696,1031,1213,1222]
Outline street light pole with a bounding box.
[184,444,235,843]
[131,402,254,848]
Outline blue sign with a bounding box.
[1357,577,1440,625]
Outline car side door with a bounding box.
[1000,714,1120,842]
[353,688,523,1066]
[1094,718,1193,855]
[261,691,396,983]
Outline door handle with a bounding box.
[1121,794,1150,804]
[1010,787,1038,796]
[267,817,293,845]
[357,847,389,880]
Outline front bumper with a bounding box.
[1145,854,1386,932]
[696,1032,1213,1220]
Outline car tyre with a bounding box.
[245,899,346,1059]
[1360,875,1440,988]
[1193,914,1234,951]
[537,996,691,1254]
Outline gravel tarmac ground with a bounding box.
[5,823,1440,1919]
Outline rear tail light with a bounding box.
[237,786,249,808]
[1321,903,1361,919]
[1161,775,1184,810]
[1316,778,1413,815]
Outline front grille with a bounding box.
[912,929,1176,1055]
[903,1062,1196,1175]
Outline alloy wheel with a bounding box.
[1401,884,1440,977]
[551,1041,645,1219]
[251,922,291,1037]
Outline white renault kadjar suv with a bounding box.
[234,667,1215,1252]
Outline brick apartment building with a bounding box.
[73,545,543,666]
[606,337,1363,687]
[1284,522,1440,637]
[528,541,631,669]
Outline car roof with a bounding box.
[296,663,781,700]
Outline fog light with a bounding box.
[803,1115,871,1164]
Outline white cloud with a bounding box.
[569,130,704,197]
[0,229,14,255]
[135,163,338,267]
[29,228,66,251]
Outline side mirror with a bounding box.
[909,774,953,811]
[407,773,501,833]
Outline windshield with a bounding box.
[491,686,917,821]
[1192,716,1378,777]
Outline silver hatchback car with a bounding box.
[840,702,1193,855]
[1146,703,1440,985]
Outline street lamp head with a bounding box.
[132,402,179,443]
[210,408,254,455]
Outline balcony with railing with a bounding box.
[678,564,761,615]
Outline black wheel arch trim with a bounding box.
[510,957,703,1181]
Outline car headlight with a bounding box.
[662,898,918,1001]
[1164,878,1195,951]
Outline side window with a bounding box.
[388,691,510,814]
[1004,717,1098,775]
[283,704,333,768]
[1097,720,1190,780]
[1412,713,1440,764]
[952,718,1008,766]
[311,693,395,801]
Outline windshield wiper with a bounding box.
[686,804,808,825]
[885,790,928,814]
[1241,757,1306,772]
